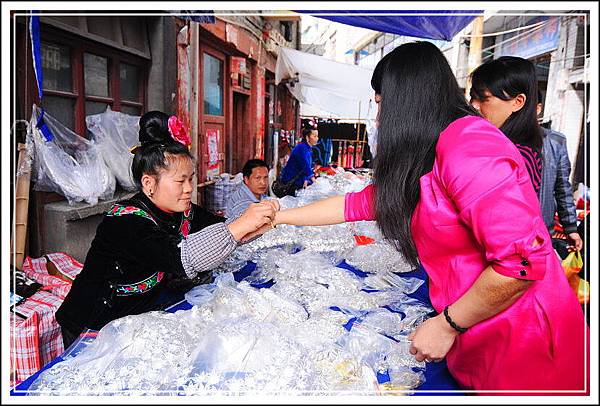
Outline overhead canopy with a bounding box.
[297,10,482,41]
[169,10,215,23]
[275,48,376,120]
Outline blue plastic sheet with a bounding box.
[297,10,482,41]
[29,11,54,142]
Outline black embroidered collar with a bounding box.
[125,192,181,229]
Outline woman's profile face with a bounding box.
[307,130,319,146]
[147,156,194,213]
[470,89,523,129]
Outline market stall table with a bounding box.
[12,261,462,396]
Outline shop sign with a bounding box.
[206,128,220,179]
[231,56,247,74]
[231,57,247,88]
[498,16,560,59]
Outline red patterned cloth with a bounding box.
[44,252,83,279]
[11,253,83,386]
[10,312,41,384]
[10,290,65,385]
[22,253,83,299]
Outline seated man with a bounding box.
[225,159,270,218]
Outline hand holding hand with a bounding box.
[240,205,285,242]
[228,203,275,241]
[261,198,280,212]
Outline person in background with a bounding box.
[55,111,276,349]
[276,139,292,175]
[261,42,587,392]
[279,122,319,192]
[469,56,543,195]
[225,159,270,219]
[536,90,583,252]
[470,58,582,254]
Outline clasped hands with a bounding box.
[229,200,281,242]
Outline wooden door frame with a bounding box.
[198,42,229,182]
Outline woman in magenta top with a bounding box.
[270,42,588,393]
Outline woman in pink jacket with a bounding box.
[267,42,588,393]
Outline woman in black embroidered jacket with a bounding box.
[56,111,276,348]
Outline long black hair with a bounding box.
[470,56,543,149]
[372,42,478,267]
[131,111,193,189]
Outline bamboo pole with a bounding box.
[11,143,31,270]
[465,16,485,98]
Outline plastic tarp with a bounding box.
[86,107,140,191]
[275,48,377,120]
[297,10,482,41]
[29,105,116,205]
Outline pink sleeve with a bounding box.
[436,118,550,281]
[344,184,376,222]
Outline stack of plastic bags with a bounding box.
[29,105,141,205]
[30,105,116,205]
[86,106,140,191]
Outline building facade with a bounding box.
[347,11,589,185]
[465,11,590,184]
[13,11,300,262]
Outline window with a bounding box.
[41,41,76,130]
[203,53,223,116]
[40,36,146,135]
[83,52,110,122]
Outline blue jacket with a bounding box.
[280,142,314,189]
[539,128,578,234]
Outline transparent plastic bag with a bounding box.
[86,106,139,191]
[351,220,383,241]
[28,310,205,395]
[29,105,115,205]
[184,283,217,307]
[187,317,316,394]
[204,173,243,213]
[362,273,423,293]
[337,323,425,388]
[345,240,414,274]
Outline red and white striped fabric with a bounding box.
[10,312,41,384]
[10,290,65,385]
[11,253,82,386]
[45,252,84,280]
[21,253,82,299]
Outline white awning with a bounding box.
[275,48,377,120]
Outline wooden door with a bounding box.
[199,44,227,181]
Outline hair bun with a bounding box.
[138,111,172,145]
[302,119,318,132]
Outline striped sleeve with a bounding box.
[179,223,238,278]
[515,143,543,194]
